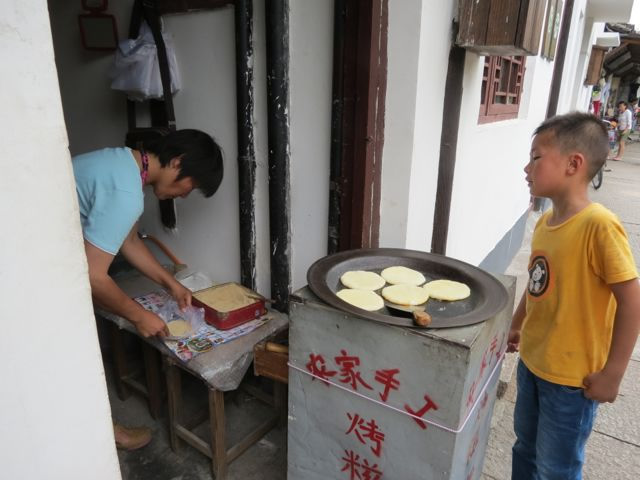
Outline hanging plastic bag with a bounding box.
[109,22,181,101]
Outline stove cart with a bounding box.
[287,249,515,480]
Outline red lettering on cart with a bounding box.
[335,350,373,391]
[306,353,337,385]
[480,391,489,410]
[341,450,383,480]
[404,394,439,430]
[374,368,400,402]
[346,413,386,457]
[466,466,476,480]
[480,350,489,378]
[341,449,362,480]
[466,380,478,409]
[489,335,498,362]
[361,458,383,480]
[466,431,479,463]
[497,331,506,361]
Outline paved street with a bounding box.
[482,140,640,480]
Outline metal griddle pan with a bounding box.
[307,248,508,329]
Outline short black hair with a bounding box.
[146,129,223,197]
[533,112,608,180]
[618,101,628,107]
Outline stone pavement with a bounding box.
[481,141,640,480]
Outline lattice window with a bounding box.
[479,56,526,124]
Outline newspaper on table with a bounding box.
[134,290,270,362]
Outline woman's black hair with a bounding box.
[146,129,224,197]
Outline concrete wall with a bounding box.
[0,1,121,478]
[48,0,334,296]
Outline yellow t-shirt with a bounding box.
[521,203,638,387]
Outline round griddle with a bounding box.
[307,248,508,329]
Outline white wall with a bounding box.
[49,1,242,286]
[289,0,334,290]
[381,0,624,267]
[380,0,460,251]
[379,0,424,248]
[139,7,244,289]
[381,0,572,266]
[405,0,458,250]
[0,1,120,478]
[557,0,589,114]
[48,0,335,297]
[446,54,554,265]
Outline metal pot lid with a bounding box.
[307,248,508,329]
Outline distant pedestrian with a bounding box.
[632,97,640,131]
[508,112,640,479]
[591,87,602,117]
[612,100,632,160]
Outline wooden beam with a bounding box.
[546,0,575,118]
[431,45,466,255]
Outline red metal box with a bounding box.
[192,282,266,330]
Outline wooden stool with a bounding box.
[164,356,282,479]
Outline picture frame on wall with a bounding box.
[542,0,563,60]
[78,13,118,51]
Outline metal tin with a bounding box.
[192,282,266,330]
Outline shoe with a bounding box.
[114,423,152,451]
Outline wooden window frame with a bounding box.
[479,55,526,124]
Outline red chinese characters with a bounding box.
[341,450,383,480]
[306,353,337,385]
[404,394,439,430]
[466,332,505,411]
[346,413,386,457]
[304,348,444,478]
[336,350,373,391]
[374,368,400,402]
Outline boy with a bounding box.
[73,129,223,449]
[612,100,633,160]
[507,112,640,479]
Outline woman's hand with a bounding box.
[169,281,192,311]
[132,310,169,338]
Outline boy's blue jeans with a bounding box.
[512,360,599,480]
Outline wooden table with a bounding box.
[97,269,288,479]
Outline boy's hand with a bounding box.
[506,328,521,353]
[583,369,622,403]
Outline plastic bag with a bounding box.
[109,22,181,101]
[174,268,214,292]
[158,300,205,339]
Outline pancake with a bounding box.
[380,266,426,286]
[381,284,430,306]
[423,279,471,301]
[336,288,385,311]
[340,270,386,290]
